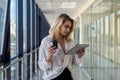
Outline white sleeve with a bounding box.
[38,39,52,71]
[73,54,81,64]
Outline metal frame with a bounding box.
[0,47,39,80]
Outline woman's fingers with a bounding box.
[48,46,57,56]
[77,48,85,58]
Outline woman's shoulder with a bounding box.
[41,35,52,43]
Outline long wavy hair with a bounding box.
[49,13,74,42]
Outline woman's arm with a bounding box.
[73,49,85,64]
[38,39,52,71]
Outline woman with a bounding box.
[38,13,85,80]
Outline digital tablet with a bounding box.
[65,44,89,55]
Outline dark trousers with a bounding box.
[51,67,73,80]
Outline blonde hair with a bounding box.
[49,13,74,42]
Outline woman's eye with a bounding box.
[65,25,71,29]
[65,25,70,28]
[65,26,69,28]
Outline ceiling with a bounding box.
[35,0,95,25]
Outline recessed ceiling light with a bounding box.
[61,2,76,9]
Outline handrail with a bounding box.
[0,47,39,72]
[10,48,38,62]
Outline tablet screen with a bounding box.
[65,44,89,55]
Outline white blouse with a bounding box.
[38,35,80,80]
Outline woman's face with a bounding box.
[60,20,72,37]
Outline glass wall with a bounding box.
[80,0,120,80]
[10,0,17,59]
[10,0,18,80]
[0,0,8,79]
[9,0,50,79]
[23,0,27,52]
[74,17,80,44]
[0,0,50,79]
[0,0,8,55]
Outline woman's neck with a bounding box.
[58,35,65,41]
[58,35,65,52]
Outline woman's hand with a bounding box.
[45,46,57,62]
[77,48,85,58]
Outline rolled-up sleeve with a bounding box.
[38,39,52,71]
[73,54,81,64]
